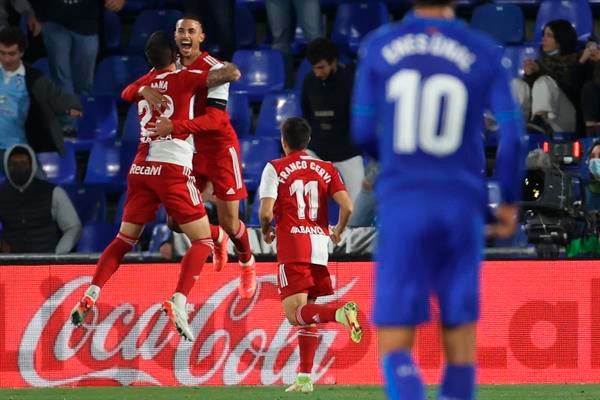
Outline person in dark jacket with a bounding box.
[513,19,589,135]
[301,38,364,202]
[0,27,81,175]
[0,143,81,253]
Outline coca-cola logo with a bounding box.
[18,274,362,387]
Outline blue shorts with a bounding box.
[373,195,484,327]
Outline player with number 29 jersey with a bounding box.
[351,14,525,326]
[259,151,346,266]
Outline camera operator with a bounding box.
[585,140,600,211]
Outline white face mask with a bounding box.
[589,159,600,178]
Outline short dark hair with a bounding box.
[306,38,338,65]
[281,117,311,151]
[0,27,27,52]
[178,13,204,29]
[145,31,176,69]
[413,0,454,6]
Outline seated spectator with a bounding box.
[0,27,81,175]
[512,19,587,135]
[0,144,81,253]
[580,40,600,135]
[302,38,364,203]
[586,141,600,211]
[0,0,41,36]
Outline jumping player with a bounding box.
[258,117,361,393]
[122,15,256,299]
[70,32,239,341]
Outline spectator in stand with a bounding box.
[348,159,378,227]
[0,0,41,36]
[586,141,600,211]
[0,144,81,253]
[0,27,81,176]
[512,19,587,135]
[266,0,321,86]
[39,0,124,96]
[580,40,600,136]
[302,38,364,202]
[183,0,235,61]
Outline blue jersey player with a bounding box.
[351,0,525,399]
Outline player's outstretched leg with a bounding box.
[295,301,363,343]
[163,237,213,341]
[71,230,138,327]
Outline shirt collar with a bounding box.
[2,62,25,77]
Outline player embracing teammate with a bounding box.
[123,14,256,299]
[70,32,240,341]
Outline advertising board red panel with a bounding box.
[0,260,598,387]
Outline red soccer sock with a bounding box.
[296,304,338,326]
[298,326,319,374]
[210,224,221,242]
[230,221,252,264]
[91,233,137,288]
[175,238,213,296]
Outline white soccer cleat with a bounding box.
[285,375,314,393]
[162,297,195,341]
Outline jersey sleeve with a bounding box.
[351,36,379,159]
[258,162,279,200]
[328,165,347,196]
[171,107,229,135]
[488,50,526,204]
[121,70,154,102]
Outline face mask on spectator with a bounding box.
[9,165,31,186]
[589,159,600,178]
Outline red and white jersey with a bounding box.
[177,52,238,149]
[258,150,346,266]
[134,68,208,169]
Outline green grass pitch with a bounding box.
[2,385,600,400]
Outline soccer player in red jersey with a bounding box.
[258,117,362,393]
[122,15,256,299]
[70,32,239,341]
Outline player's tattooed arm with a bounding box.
[259,198,276,244]
[206,62,241,87]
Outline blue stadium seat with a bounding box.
[294,58,312,93]
[240,137,282,191]
[471,4,524,44]
[120,0,157,14]
[235,5,257,49]
[83,141,129,192]
[494,0,539,5]
[255,92,302,139]
[227,91,252,138]
[128,9,184,54]
[502,45,539,78]
[148,223,171,252]
[247,191,260,227]
[122,103,141,144]
[534,0,592,43]
[103,12,121,52]
[37,141,76,186]
[331,2,390,55]
[77,222,118,252]
[65,187,107,223]
[32,57,49,76]
[236,0,265,12]
[294,58,312,92]
[69,95,118,152]
[93,56,149,97]
[231,49,285,102]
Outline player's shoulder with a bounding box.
[193,51,222,70]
